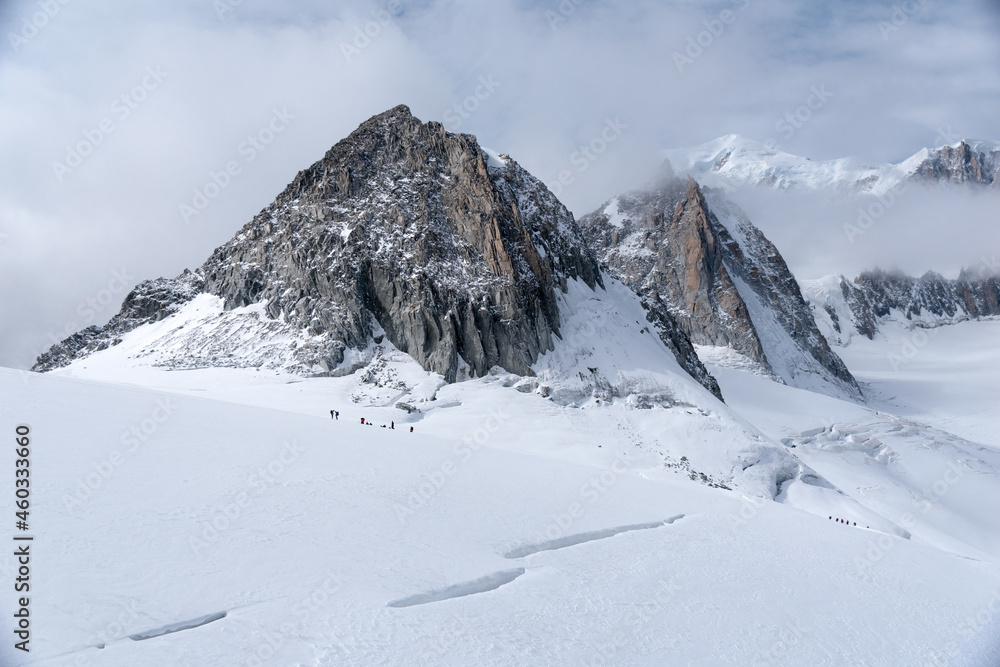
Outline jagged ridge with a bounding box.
[579,167,862,401]
[33,272,204,371]
[806,268,1000,344]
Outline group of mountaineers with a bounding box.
[331,409,413,432]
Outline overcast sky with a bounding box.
[1,0,998,369]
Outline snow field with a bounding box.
[5,268,1000,664]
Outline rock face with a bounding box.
[910,141,1000,188]
[579,169,862,400]
[806,268,1000,345]
[637,291,723,400]
[196,105,602,381]
[35,106,608,382]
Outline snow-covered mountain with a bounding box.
[15,107,1000,666]
[578,165,862,401]
[665,134,1000,196]
[35,106,725,401]
[804,268,1000,346]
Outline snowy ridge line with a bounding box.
[664,134,1000,195]
[503,515,685,559]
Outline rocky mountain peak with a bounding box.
[910,140,999,187]
[35,106,603,382]
[580,172,862,400]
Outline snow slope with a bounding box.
[5,362,1000,665]
[40,277,795,498]
[5,276,1000,665]
[803,275,1000,445]
[835,318,1000,448]
[701,305,1000,546]
[665,134,887,194]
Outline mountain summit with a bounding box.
[579,171,862,401]
[36,105,605,381]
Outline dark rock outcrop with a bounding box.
[639,292,723,400]
[196,105,601,381]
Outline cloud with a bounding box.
[0,0,997,367]
[728,186,1000,282]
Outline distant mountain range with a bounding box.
[804,269,1000,348]
[664,135,1000,196]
